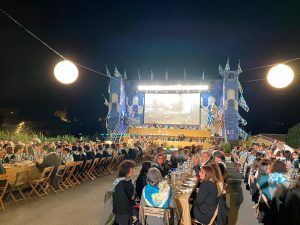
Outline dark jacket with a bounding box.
[192,180,218,224]
[0,161,6,174]
[128,148,137,160]
[103,150,110,158]
[86,151,95,160]
[73,153,82,162]
[36,152,61,188]
[121,149,129,159]
[95,152,102,159]
[285,188,300,225]
[170,156,179,169]
[153,164,169,177]
[113,180,136,214]
[135,172,147,199]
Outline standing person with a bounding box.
[112,160,136,225]
[191,165,218,225]
[285,177,300,225]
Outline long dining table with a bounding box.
[173,176,198,225]
[3,161,41,185]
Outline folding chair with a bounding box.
[52,165,67,192]
[6,171,28,204]
[140,206,171,225]
[28,166,54,198]
[102,157,113,176]
[85,158,99,181]
[192,205,219,225]
[80,159,93,181]
[113,155,124,172]
[0,174,9,211]
[94,157,107,177]
[71,161,84,185]
[62,162,76,188]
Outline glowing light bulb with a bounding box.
[54,60,78,84]
[267,64,294,88]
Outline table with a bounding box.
[174,177,198,225]
[4,162,41,185]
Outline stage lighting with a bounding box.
[137,85,209,91]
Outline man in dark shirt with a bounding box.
[35,148,61,188]
[0,149,6,174]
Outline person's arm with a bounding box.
[193,182,209,207]
[125,181,136,206]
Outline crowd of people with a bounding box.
[111,144,229,225]
[233,141,300,225]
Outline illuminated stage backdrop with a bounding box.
[105,60,249,142]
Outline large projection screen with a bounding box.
[144,93,200,125]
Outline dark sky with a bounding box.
[1,0,300,135]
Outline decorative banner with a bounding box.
[114,66,122,77]
[123,69,127,79]
[220,112,224,129]
[225,58,230,71]
[207,106,214,126]
[238,113,247,126]
[239,128,248,140]
[238,81,243,94]
[239,94,249,112]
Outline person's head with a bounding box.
[14,144,24,154]
[98,144,103,151]
[122,143,127,148]
[146,168,163,186]
[84,145,90,151]
[213,151,223,163]
[62,147,70,155]
[201,150,211,164]
[140,161,152,174]
[6,146,13,154]
[47,147,55,154]
[0,148,6,159]
[284,150,292,160]
[259,159,272,176]
[172,151,179,158]
[117,160,135,178]
[270,159,287,174]
[199,165,215,182]
[292,151,299,160]
[155,153,164,166]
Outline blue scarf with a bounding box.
[143,181,172,208]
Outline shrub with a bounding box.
[287,123,300,148]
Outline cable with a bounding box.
[0,8,115,80]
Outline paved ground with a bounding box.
[226,164,260,225]
[0,164,260,225]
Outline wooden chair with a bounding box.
[140,206,171,225]
[62,162,77,188]
[71,161,84,185]
[80,159,93,181]
[6,171,28,203]
[113,155,124,172]
[52,165,67,192]
[28,166,54,198]
[85,158,99,181]
[94,157,107,176]
[102,157,113,176]
[0,174,9,211]
[192,205,219,225]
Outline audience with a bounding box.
[135,161,152,200]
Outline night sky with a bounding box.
[1,0,300,135]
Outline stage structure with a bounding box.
[104,59,249,142]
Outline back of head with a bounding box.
[147,167,163,186]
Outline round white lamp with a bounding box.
[267,64,294,88]
[54,60,78,84]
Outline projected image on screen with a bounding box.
[144,93,200,125]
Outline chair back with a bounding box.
[40,166,54,182]
[140,206,170,225]
[82,159,93,172]
[208,204,219,225]
[0,174,8,199]
[88,158,99,173]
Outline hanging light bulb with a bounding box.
[54,60,78,84]
[267,64,294,88]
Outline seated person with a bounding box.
[213,151,226,176]
[153,153,169,177]
[95,145,103,159]
[121,143,129,159]
[72,145,82,162]
[35,147,61,188]
[0,148,6,174]
[135,161,152,200]
[84,144,95,160]
[61,147,74,165]
[140,168,177,225]
[191,165,218,225]
[169,151,179,169]
[3,146,14,163]
[103,144,111,158]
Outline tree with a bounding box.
[287,123,300,148]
